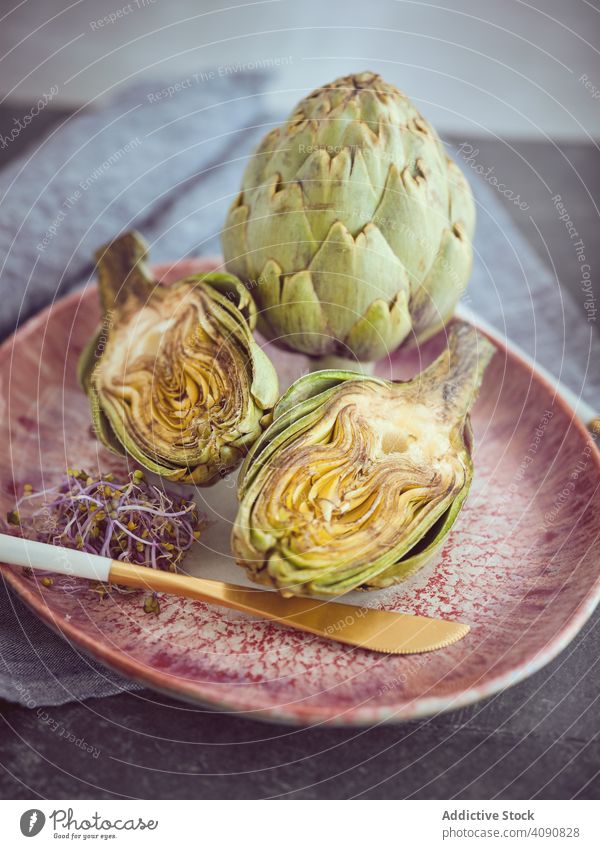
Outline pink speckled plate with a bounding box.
[1,258,599,726]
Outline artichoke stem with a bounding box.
[95,231,154,314]
[309,354,375,376]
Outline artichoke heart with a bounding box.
[233,322,495,596]
[223,71,475,364]
[78,231,279,485]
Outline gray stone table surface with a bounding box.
[0,106,598,799]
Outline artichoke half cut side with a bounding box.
[233,321,496,596]
[78,231,279,485]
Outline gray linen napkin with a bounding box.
[0,73,598,706]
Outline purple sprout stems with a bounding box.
[13,469,205,576]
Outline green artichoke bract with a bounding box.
[222,71,475,365]
[233,322,494,596]
[78,231,279,485]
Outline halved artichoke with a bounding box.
[233,322,495,596]
[78,231,279,485]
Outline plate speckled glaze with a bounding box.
[1,258,599,726]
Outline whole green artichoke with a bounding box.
[78,231,279,485]
[232,322,494,596]
[222,71,475,365]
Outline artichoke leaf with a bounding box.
[344,291,412,362]
[409,225,473,343]
[220,199,250,281]
[258,264,332,357]
[195,271,258,330]
[273,369,373,420]
[77,328,125,457]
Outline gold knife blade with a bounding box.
[109,561,469,654]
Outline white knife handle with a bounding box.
[0,534,111,582]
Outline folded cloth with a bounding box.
[0,70,276,340]
[0,587,142,705]
[0,73,598,706]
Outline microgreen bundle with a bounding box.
[9,468,205,579]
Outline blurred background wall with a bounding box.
[0,0,598,141]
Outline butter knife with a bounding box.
[0,533,469,655]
